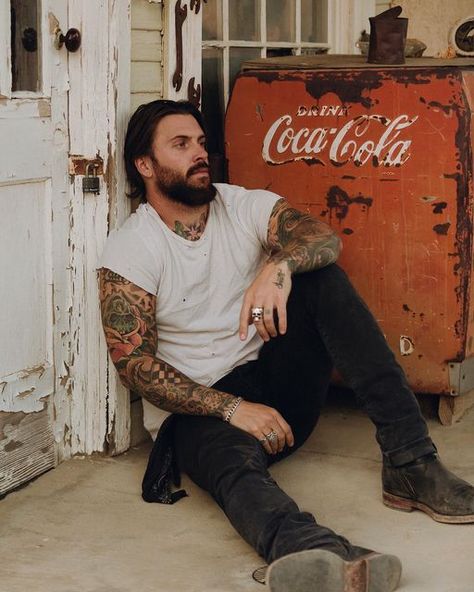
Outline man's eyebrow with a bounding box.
[169,134,206,142]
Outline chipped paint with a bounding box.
[326,185,373,222]
[400,336,415,356]
[0,366,53,413]
[433,222,451,235]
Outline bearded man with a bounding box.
[98,100,474,592]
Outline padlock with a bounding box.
[82,163,100,194]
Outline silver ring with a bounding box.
[265,429,278,443]
[258,437,267,444]
[251,307,264,322]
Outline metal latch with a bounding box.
[82,163,100,195]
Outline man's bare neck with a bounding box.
[146,193,210,242]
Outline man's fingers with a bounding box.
[239,297,252,340]
[274,413,294,448]
[263,306,278,338]
[277,301,287,335]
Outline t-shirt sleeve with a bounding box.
[99,227,159,295]
[229,186,282,247]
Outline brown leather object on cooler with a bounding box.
[368,5,408,65]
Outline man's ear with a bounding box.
[135,155,154,178]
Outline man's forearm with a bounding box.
[114,354,237,418]
[267,199,341,274]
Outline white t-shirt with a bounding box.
[100,183,281,439]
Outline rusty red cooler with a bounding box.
[225,55,474,423]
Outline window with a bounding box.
[10,0,42,92]
[202,0,329,170]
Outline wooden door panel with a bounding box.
[0,0,68,496]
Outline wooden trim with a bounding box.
[63,0,132,456]
[164,0,202,100]
[0,0,12,98]
[329,0,375,54]
[106,0,132,456]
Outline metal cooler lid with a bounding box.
[240,55,474,71]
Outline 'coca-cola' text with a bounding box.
[261,113,418,167]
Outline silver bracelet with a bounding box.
[224,396,243,423]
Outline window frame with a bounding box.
[203,0,331,106]
[1,0,52,100]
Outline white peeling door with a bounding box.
[0,0,71,496]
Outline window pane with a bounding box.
[301,0,328,43]
[203,0,223,41]
[229,0,260,41]
[11,0,41,92]
[202,47,225,155]
[229,47,261,93]
[267,0,294,42]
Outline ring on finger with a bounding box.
[258,437,267,444]
[265,429,278,443]
[251,307,264,322]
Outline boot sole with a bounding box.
[266,549,402,592]
[383,491,474,524]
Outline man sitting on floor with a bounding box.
[98,100,474,592]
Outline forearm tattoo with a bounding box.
[267,199,341,274]
[98,268,237,419]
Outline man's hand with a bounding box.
[239,261,292,342]
[230,399,294,455]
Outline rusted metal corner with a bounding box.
[448,357,474,396]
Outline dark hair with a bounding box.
[124,100,207,201]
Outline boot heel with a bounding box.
[383,491,414,512]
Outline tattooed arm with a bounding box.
[267,198,341,273]
[239,198,341,342]
[98,268,238,418]
[99,267,294,452]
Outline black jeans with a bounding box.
[173,265,435,563]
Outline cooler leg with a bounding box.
[438,391,474,425]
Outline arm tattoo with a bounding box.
[98,268,238,419]
[267,199,341,274]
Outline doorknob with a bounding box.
[55,27,81,52]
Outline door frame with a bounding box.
[62,0,132,458]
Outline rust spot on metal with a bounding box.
[432,201,447,214]
[68,155,104,176]
[433,223,450,235]
[420,96,455,115]
[327,185,373,221]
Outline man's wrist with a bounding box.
[223,396,243,422]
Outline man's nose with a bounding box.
[193,142,208,161]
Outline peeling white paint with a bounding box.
[0,366,54,413]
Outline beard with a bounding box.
[152,158,216,207]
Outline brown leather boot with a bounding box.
[368,6,408,65]
[266,548,402,592]
[383,454,474,524]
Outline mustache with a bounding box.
[187,161,210,177]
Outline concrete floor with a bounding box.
[1,394,474,592]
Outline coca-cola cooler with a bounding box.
[225,55,474,423]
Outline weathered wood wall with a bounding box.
[131,0,164,112]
